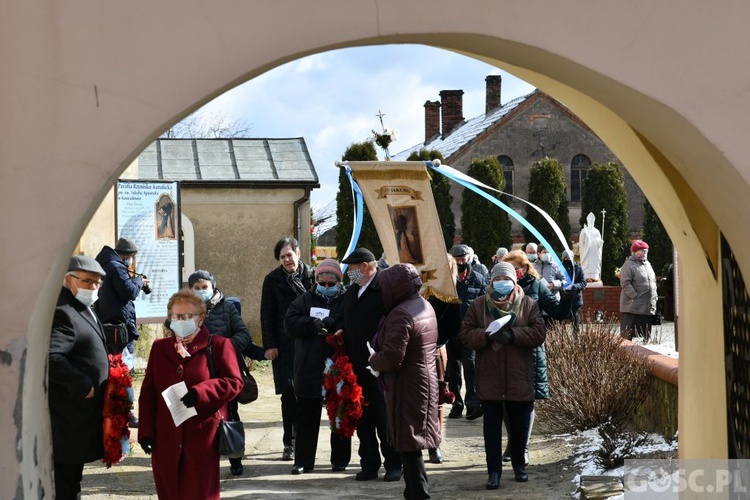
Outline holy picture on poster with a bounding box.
[388,205,424,265]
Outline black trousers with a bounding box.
[620,312,652,342]
[280,391,297,447]
[445,336,478,409]
[402,451,430,499]
[54,461,84,500]
[482,400,533,474]
[295,396,351,469]
[356,384,402,473]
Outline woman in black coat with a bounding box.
[284,259,350,474]
[189,270,269,476]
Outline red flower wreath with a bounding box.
[322,330,364,438]
[102,353,134,467]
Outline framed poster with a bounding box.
[116,180,181,323]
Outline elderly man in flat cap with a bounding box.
[95,237,149,358]
[332,247,403,482]
[49,255,110,500]
[447,244,488,421]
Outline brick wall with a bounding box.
[581,285,621,321]
[440,90,464,136]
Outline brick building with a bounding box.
[393,75,645,247]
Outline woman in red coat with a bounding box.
[138,289,243,499]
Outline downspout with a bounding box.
[293,188,310,248]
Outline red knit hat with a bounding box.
[315,259,343,281]
[630,240,649,253]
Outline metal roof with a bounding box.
[133,138,319,186]
[391,92,533,161]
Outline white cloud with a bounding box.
[185,44,536,207]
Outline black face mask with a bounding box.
[457,263,469,272]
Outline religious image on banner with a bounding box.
[155,193,176,240]
[347,161,458,303]
[389,205,424,265]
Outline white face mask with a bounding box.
[75,288,98,307]
[540,253,550,263]
[171,319,198,338]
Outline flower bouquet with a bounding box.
[322,331,364,438]
[372,128,398,159]
[102,352,134,467]
[614,266,622,280]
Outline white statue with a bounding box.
[579,212,603,281]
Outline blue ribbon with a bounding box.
[341,165,364,274]
[426,161,572,286]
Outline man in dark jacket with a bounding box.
[260,236,314,461]
[334,248,403,482]
[49,255,109,499]
[95,237,149,355]
[448,244,487,420]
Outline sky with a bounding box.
[195,44,536,215]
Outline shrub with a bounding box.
[536,317,652,433]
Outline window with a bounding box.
[497,155,514,200]
[570,154,591,202]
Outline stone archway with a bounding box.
[3,2,748,497]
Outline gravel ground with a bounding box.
[81,362,584,499]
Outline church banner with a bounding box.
[347,161,458,302]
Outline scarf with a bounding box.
[485,284,524,320]
[484,286,524,351]
[174,331,198,358]
[286,265,308,297]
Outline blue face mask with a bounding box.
[492,280,515,297]
[526,253,537,262]
[316,284,340,296]
[195,289,212,302]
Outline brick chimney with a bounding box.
[424,100,440,142]
[485,75,502,113]
[440,90,464,137]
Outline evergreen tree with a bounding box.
[335,142,383,259]
[406,149,454,249]
[641,200,673,276]
[522,158,569,254]
[580,162,629,285]
[460,156,512,264]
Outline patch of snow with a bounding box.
[563,427,678,499]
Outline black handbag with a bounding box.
[235,354,259,405]
[102,321,129,353]
[651,310,663,326]
[206,336,246,458]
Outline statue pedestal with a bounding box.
[582,285,621,321]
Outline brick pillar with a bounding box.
[424,100,441,141]
[440,90,464,136]
[485,74,502,113]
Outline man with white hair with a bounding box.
[466,246,489,280]
[525,242,538,263]
[49,255,109,499]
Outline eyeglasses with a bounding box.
[317,281,338,288]
[70,274,103,287]
[168,313,198,321]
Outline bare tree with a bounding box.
[162,110,252,138]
